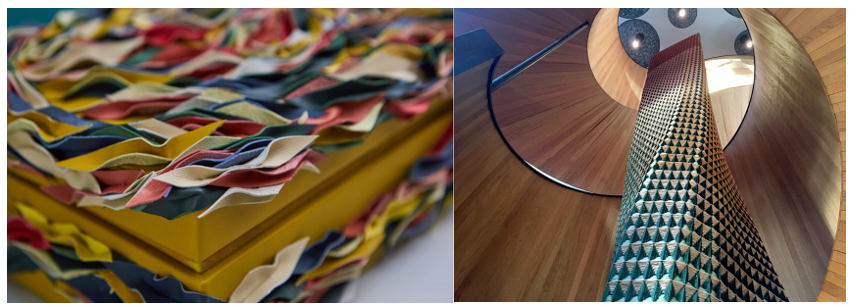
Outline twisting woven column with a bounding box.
[602,34,789,302]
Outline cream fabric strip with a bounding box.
[15,33,70,63]
[223,57,286,79]
[54,121,223,171]
[8,130,102,194]
[77,172,154,209]
[196,163,318,218]
[166,88,245,115]
[68,135,238,173]
[22,36,144,81]
[170,50,244,76]
[154,135,317,187]
[9,70,51,110]
[181,8,238,28]
[229,237,310,303]
[8,117,90,142]
[327,235,362,258]
[106,82,183,101]
[196,184,283,218]
[333,49,422,82]
[340,102,383,132]
[129,118,187,139]
[215,101,293,126]
[183,135,242,152]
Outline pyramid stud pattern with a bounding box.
[602,35,789,302]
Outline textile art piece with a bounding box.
[9,133,452,302]
[8,8,452,219]
[603,35,788,302]
[8,8,452,302]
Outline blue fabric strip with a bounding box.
[293,230,346,275]
[190,139,271,168]
[102,260,225,303]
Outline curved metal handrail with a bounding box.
[460,22,623,198]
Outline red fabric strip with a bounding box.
[8,217,51,250]
[79,95,194,120]
[92,169,146,194]
[143,24,207,46]
[125,149,233,208]
[165,116,266,137]
[206,150,316,188]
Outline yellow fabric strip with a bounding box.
[385,196,421,223]
[297,234,383,284]
[36,67,173,111]
[321,44,371,74]
[327,235,362,258]
[106,82,182,101]
[55,120,223,171]
[16,202,113,262]
[11,241,102,280]
[97,271,145,303]
[9,270,74,303]
[215,101,292,126]
[314,127,368,146]
[8,111,91,142]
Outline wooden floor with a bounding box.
[587,8,647,109]
[454,60,620,301]
[454,8,598,79]
[765,8,846,302]
[456,8,634,195]
[453,8,845,302]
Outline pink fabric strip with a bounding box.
[166,116,266,137]
[124,149,233,208]
[206,150,318,188]
[79,95,194,120]
[309,94,385,134]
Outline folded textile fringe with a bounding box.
[8,8,453,219]
[8,127,453,302]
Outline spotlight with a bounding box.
[631,33,644,49]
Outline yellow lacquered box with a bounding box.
[8,98,451,301]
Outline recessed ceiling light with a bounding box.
[678,9,686,18]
